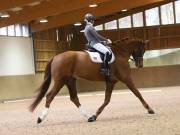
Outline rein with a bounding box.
[129,57,135,61]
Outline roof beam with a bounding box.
[31,0,163,32]
[0,0,42,11]
[0,0,111,28]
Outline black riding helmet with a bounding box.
[84,13,94,23]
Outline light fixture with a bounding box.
[28,1,41,6]
[0,13,10,18]
[121,9,127,12]
[10,7,23,12]
[74,22,82,26]
[89,4,98,8]
[39,19,48,23]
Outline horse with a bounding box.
[29,38,155,123]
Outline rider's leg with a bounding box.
[92,43,111,54]
[103,52,111,75]
[92,43,111,76]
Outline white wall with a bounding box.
[0,36,35,76]
[129,48,180,68]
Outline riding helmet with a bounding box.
[84,13,94,23]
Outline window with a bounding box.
[15,24,22,36]
[132,12,144,27]
[161,2,174,25]
[22,25,29,37]
[0,24,29,37]
[175,0,180,23]
[56,29,59,42]
[95,24,103,31]
[145,7,160,26]
[104,20,117,30]
[119,16,131,28]
[0,27,7,35]
[8,25,15,36]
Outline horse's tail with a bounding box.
[29,58,53,112]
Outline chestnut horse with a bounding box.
[29,38,155,123]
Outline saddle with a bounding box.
[85,47,115,64]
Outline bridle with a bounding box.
[131,42,145,62]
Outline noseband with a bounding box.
[131,43,144,62]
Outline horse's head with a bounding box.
[112,38,149,68]
[131,40,149,68]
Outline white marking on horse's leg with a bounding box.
[78,105,91,119]
[38,107,49,121]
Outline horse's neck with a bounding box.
[111,41,133,58]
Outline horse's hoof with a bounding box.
[148,109,155,114]
[37,117,42,124]
[88,115,97,122]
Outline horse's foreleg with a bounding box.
[124,77,155,114]
[66,77,91,120]
[88,81,115,122]
[37,81,64,124]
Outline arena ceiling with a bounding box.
[0,0,164,32]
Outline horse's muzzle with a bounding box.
[135,60,143,68]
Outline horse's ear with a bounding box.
[144,40,149,45]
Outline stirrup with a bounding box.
[100,67,111,77]
[100,68,106,75]
[105,68,111,77]
[106,69,111,77]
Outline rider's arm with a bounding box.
[89,26,108,42]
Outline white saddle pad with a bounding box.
[86,50,115,64]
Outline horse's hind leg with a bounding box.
[124,77,155,114]
[37,81,64,124]
[66,77,91,120]
[66,77,80,107]
[88,81,116,122]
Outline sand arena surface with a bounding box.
[0,86,180,135]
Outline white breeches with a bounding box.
[92,43,111,55]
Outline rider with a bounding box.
[84,13,112,77]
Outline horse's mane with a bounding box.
[121,37,130,42]
[110,37,143,54]
[112,37,143,45]
[110,37,131,49]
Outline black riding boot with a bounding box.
[100,52,111,77]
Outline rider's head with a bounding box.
[84,13,94,24]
